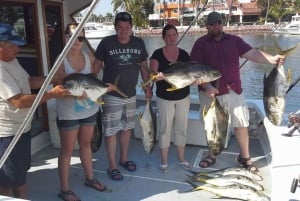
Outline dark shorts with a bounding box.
[56,113,97,131]
[0,131,31,188]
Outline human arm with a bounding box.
[242,48,285,65]
[140,60,152,99]
[7,85,69,109]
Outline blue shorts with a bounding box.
[56,113,97,131]
[0,131,31,188]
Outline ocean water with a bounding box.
[88,33,300,115]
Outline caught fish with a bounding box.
[263,40,300,125]
[63,73,126,104]
[186,182,270,201]
[143,61,221,91]
[187,166,263,181]
[187,174,264,191]
[139,99,157,154]
[202,98,229,156]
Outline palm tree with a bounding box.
[112,0,131,12]
[269,0,293,23]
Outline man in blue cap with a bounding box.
[0,23,68,199]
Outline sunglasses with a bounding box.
[209,21,222,26]
[66,35,86,42]
[116,13,131,20]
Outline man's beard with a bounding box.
[209,30,222,38]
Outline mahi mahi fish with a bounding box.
[187,166,263,181]
[187,174,264,191]
[263,40,300,125]
[186,182,270,201]
[63,73,126,104]
[202,98,229,156]
[139,99,157,154]
[143,61,222,91]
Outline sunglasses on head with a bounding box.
[116,13,131,20]
[209,21,222,26]
[66,35,85,42]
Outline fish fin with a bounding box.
[96,99,104,105]
[114,87,128,98]
[166,86,178,91]
[273,38,300,56]
[185,180,203,192]
[86,73,98,78]
[287,69,292,84]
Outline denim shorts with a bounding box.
[0,131,31,188]
[56,113,97,131]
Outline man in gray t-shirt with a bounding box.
[94,12,152,181]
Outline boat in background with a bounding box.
[84,22,116,39]
[274,13,300,35]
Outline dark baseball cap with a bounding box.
[206,12,222,24]
[114,12,132,25]
[0,23,27,46]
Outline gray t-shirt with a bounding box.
[94,35,148,98]
[0,59,31,137]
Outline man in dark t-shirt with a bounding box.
[94,12,152,181]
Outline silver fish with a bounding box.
[187,167,263,181]
[63,73,126,104]
[139,99,157,154]
[202,98,229,156]
[186,182,270,201]
[143,62,221,91]
[263,40,299,125]
[188,174,264,191]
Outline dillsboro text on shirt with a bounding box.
[109,48,141,55]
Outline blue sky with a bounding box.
[93,1,114,16]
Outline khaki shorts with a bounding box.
[217,90,249,128]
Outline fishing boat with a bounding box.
[0,0,300,201]
[274,14,300,35]
[84,22,116,39]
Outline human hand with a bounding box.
[203,85,219,98]
[77,91,87,100]
[48,85,70,98]
[106,83,117,93]
[274,54,285,65]
[153,72,164,81]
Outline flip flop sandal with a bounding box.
[236,154,259,172]
[119,160,137,172]
[107,169,123,181]
[84,178,107,192]
[199,155,216,168]
[58,190,81,201]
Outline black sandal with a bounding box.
[236,154,259,172]
[58,190,81,201]
[84,178,107,192]
[199,155,216,168]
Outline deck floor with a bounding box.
[26,134,270,201]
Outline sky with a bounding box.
[93,1,114,16]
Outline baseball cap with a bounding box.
[0,23,27,46]
[114,12,132,25]
[206,12,222,24]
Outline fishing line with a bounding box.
[176,0,209,45]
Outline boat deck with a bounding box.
[26,132,270,201]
